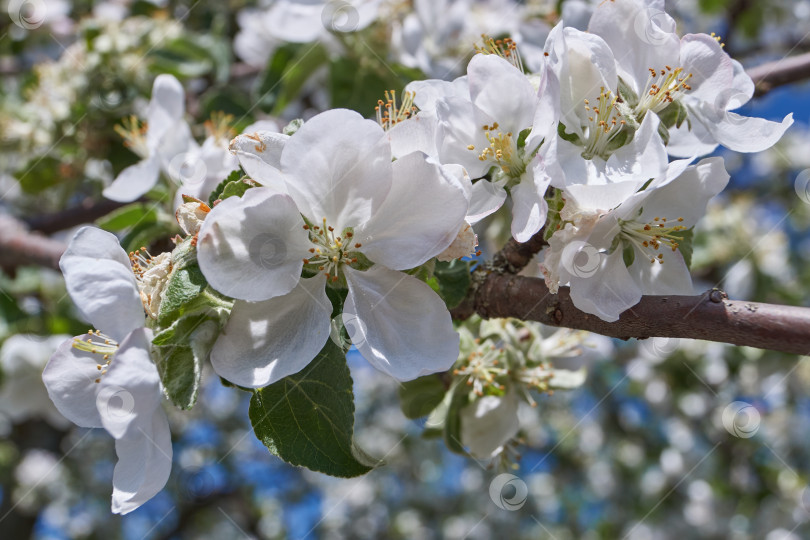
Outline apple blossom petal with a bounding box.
[111,406,172,515]
[280,109,393,231]
[729,58,755,106]
[210,275,332,388]
[568,249,642,323]
[343,266,459,381]
[42,335,105,429]
[665,119,719,158]
[436,96,491,179]
[387,114,437,159]
[629,246,693,296]
[636,157,729,226]
[197,187,310,301]
[679,34,735,104]
[59,227,144,341]
[460,390,520,458]
[146,74,185,148]
[468,179,507,223]
[97,328,160,440]
[406,78,469,113]
[587,0,679,95]
[510,164,551,243]
[356,152,469,270]
[694,105,794,154]
[468,54,538,134]
[605,113,668,183]
[263,0,324,42]
[229,131,290,182]
[103,155,161,203]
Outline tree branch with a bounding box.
[0,215,66,272]
[748,51,810,97]
[459,272,810,356]
[24,198,128,235]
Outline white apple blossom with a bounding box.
[543,23,669,189]
[396,50,560,241]
[541,157,729,322]
[588,0,793,157]
[197,109,469,386]
[103,74,195,202]
[41,227,172,514]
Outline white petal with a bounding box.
[42,335,104,429]
[679,34,734,104]
[460,390,520,458]
[605,113,668,183]
[510,166,550,243]
[569,249,642,323]
[468,179,507,223]
[210,275,332,388]
[406,78,468,113]
[146,74,185,148]
[436,96,491,179]
[264,0,325,42]
[695,105,793,153]
[280,109,392,231]
[103,156,160,203]
[587,0,679,95]
[229,131,289,183]
[111,407,172,514]
[59,227,144,341]
[197,188,310,301]
[344,266,459,381]
[97,328,161,440]
[468,54,538,134]
[387,114,437,159]
[356,152,469,270]
[633,157,729,226]
[629,246,693,295]
[665,119,719,158]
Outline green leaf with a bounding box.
[15,156,62,194]
[120,220,176,253]
[157,263,207,326]
[433,259,471,309]
[220,178,254,199]
[97,203,157,232]
[254,43,328,115]
[249,341,378,477]
[398,374,448,419]
[622,242,636,267]
[208,170,242,205]
[443,376,471,455]
[152,312,221,409]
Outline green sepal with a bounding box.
[671,227,694,269]
[622,242,636,267]
[557,122,581,145]
[398,374,448,419]
[617,76,639,108]
[544,188,566,242]
[657,100,689,129]
[249,340,379,477]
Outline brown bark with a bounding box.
[0,215,66,271]
[748,51,810,97]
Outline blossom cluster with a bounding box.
[35,0,794,515]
